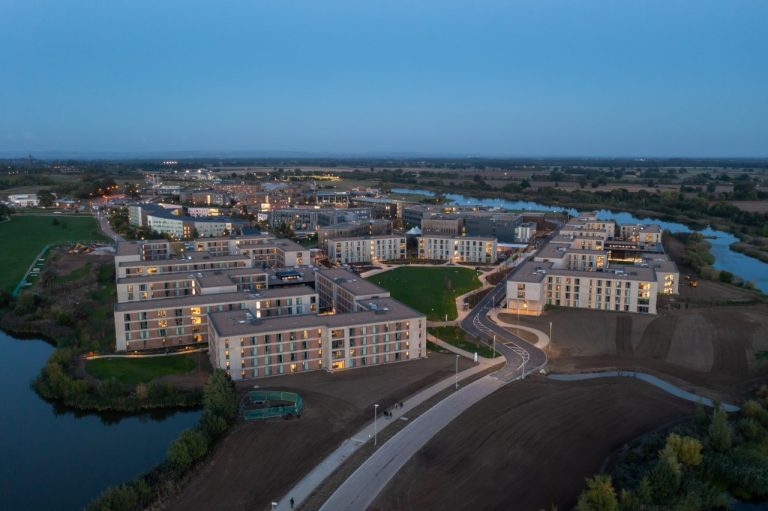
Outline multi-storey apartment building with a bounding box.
[317,219,393,249]
[268,207,373,232]
[506,213,678,315]
[128,204,246,238]
[619,224,663,244]
[113,240,426,382]
[326,235,406,265]
[419,235,498,263]
[208,271,426,380]
[116,285,318,351]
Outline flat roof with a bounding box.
[209,297,422,337]
[117,266,268,285]
[315,268,389,297]
[508,260,659,284]
[118,252,250,267]
[115,285,316,312]
[327,235,404,242]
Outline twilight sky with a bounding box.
[1,0,767,157]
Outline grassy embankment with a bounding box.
[428,326,499,358]
[366,266,482,320]
[85,355,198,385]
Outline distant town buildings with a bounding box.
[128,204,247,238]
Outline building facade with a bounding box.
[419,235,498,263]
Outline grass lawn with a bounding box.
[428,326,499,358]
[85,355,198,385]
[367,266,481,320]
[0,214,109,293]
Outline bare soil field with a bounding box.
[507,303,768,401]
[166,352,472,511]
[372,378,693,511]
[728,200,768,213]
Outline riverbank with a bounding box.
[388,182,768,273]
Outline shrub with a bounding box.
[168,428,209,469]
[576,475,618,511]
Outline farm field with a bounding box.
[373,378,693,511]
[366,266,481,320]
[0,214,108,292]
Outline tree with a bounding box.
[660,433,702,467]
[576,475,618,511]
[709,405,732,453]
[650,455,682,502]
[168,428,208,469]
[38,189,56,207]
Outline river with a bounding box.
[0,332,200,510]
[392,188,768,292]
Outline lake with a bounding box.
[0,332,200,510]
[391,188,768,292]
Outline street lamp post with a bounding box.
[455,354,459,389]
[374,404,379,447]
[549,321,553,355]
[493,334,496,358]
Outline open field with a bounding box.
[373,377,693,511]
[85,354,200,385]
[728,200,768,213]
[166,352,473,511]
[0,214,108,292]
[428,326,498,358]
[366,266,481,320]
[507,303,768,401]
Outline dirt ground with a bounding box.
[505,303,768,401]
[372,377,693,511]
[166,352,472,511]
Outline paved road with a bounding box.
[320,263,549,510]
[460,278,548,381]
[318,373,505,511]
[95,211,124,242]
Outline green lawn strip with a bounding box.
[367,266,481,320]
[428,326,499,358]
[0,215,109,292]
[85,355,197,385]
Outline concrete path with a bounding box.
[85,347,207,360]
[274,360,495,511]
[318,374,505,511]
[548,371,740,412]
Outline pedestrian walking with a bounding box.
[290,497,294,509]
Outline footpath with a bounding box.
[273,357,497,511]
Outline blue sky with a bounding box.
[1,0,766,157]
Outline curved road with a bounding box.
[319,273,548,510]
[460,278,548,382]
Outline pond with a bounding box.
[0,332,200,510]
[391,188,768,292]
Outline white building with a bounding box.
[419,235,497,264]
[326,235,406,264]
[8,194,39,207]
